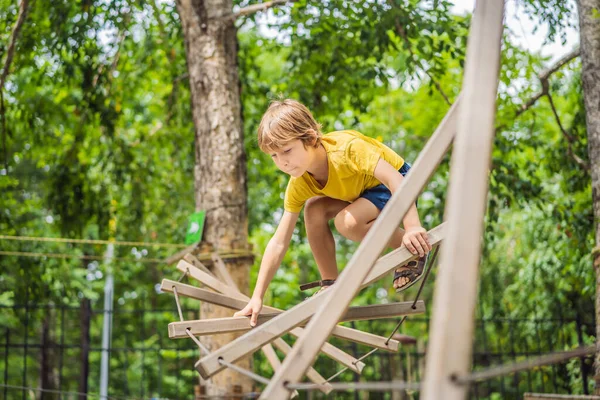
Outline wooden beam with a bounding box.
[163,280,423,321]
[177,260,400,353]
[272,339,333,395]
[164,243,198,265]
[177,260,243,300]
[194,223,443,379]
[189,262,329,395]
[258,94,461,398]
[171,263,371,372]
[169,301,425,338]
[161,279,383,369]
[421,1,504,400]
[362,225,445,288]
[210,252,238,288]
[183,254,212,276]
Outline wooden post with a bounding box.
[421,1,504,399]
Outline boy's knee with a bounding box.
[334,211,359,238]
[305,197,337,222]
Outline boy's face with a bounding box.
[269,139,313,178]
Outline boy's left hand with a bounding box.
[402,227,431,257]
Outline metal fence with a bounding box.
[0,300,595,400]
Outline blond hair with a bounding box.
[257,99,322,153]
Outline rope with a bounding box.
[0,249,254,263]
[0,234,188,248]
[0,250,164,263]
[218,358,271,385]
[185,328,211,355]
[173,286,185,322]
[177,268,189,282]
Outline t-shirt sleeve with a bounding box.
[284,179,306,213]
[345,138,384,176]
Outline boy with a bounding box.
[235,99,431,326]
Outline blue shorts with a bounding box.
[360,162,413,211]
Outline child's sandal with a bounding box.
[299,279,336,298]
[393,254,428,293]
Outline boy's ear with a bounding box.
[306,129,319,146]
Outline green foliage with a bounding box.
[0,0,595,398]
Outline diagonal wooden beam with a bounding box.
[194,223,445,380]
[422,2,504,399]
[183,254,212,275]
[210,253,238,288]
[177,258,332,393]
[254,97,460,397]
[272,338,333,394]
[172,260,369,373]
[176,260,400,353]
[168,301,426,337]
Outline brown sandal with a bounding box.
[299,279,336,298]
[393,254,428,293]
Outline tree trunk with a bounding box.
[576,0,600,394]
[175,0,252,395]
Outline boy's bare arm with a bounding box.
[252,210,299,299]
[234,210,299,326]
[373,159,431,256]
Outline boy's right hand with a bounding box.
[233,296,263,327]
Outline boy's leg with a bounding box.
[333,198,411,289]
[333,198,405,248]
[304,196,350,281]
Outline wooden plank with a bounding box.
[190,262,327,395]
[163,280,423,322]
[161,279,254,310]
[272,339,333,395]
[210,252,238,288]
[194,225,443,379]
[177,257,286,389]
[164,243,198,265]
[177,260,245,300]
[171,264,371,371]
[421,2,504,400]
[177,261,401,352]
[183,254,212,276]
[161,280,366,371]
[259,95,462,398]
[362,224,445,287]
[169,301,425,338]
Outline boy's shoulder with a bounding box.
[322,130,367,150]
[323,129,365,140]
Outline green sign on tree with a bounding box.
[185,211,206,245]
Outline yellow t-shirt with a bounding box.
[284,130,405,213]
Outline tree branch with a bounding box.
[515,47,580,118]
[511,48,588,170]
[223,0,298,21]
[546,91,590,171]
[389,2,452,106]
[1,0,30,172]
